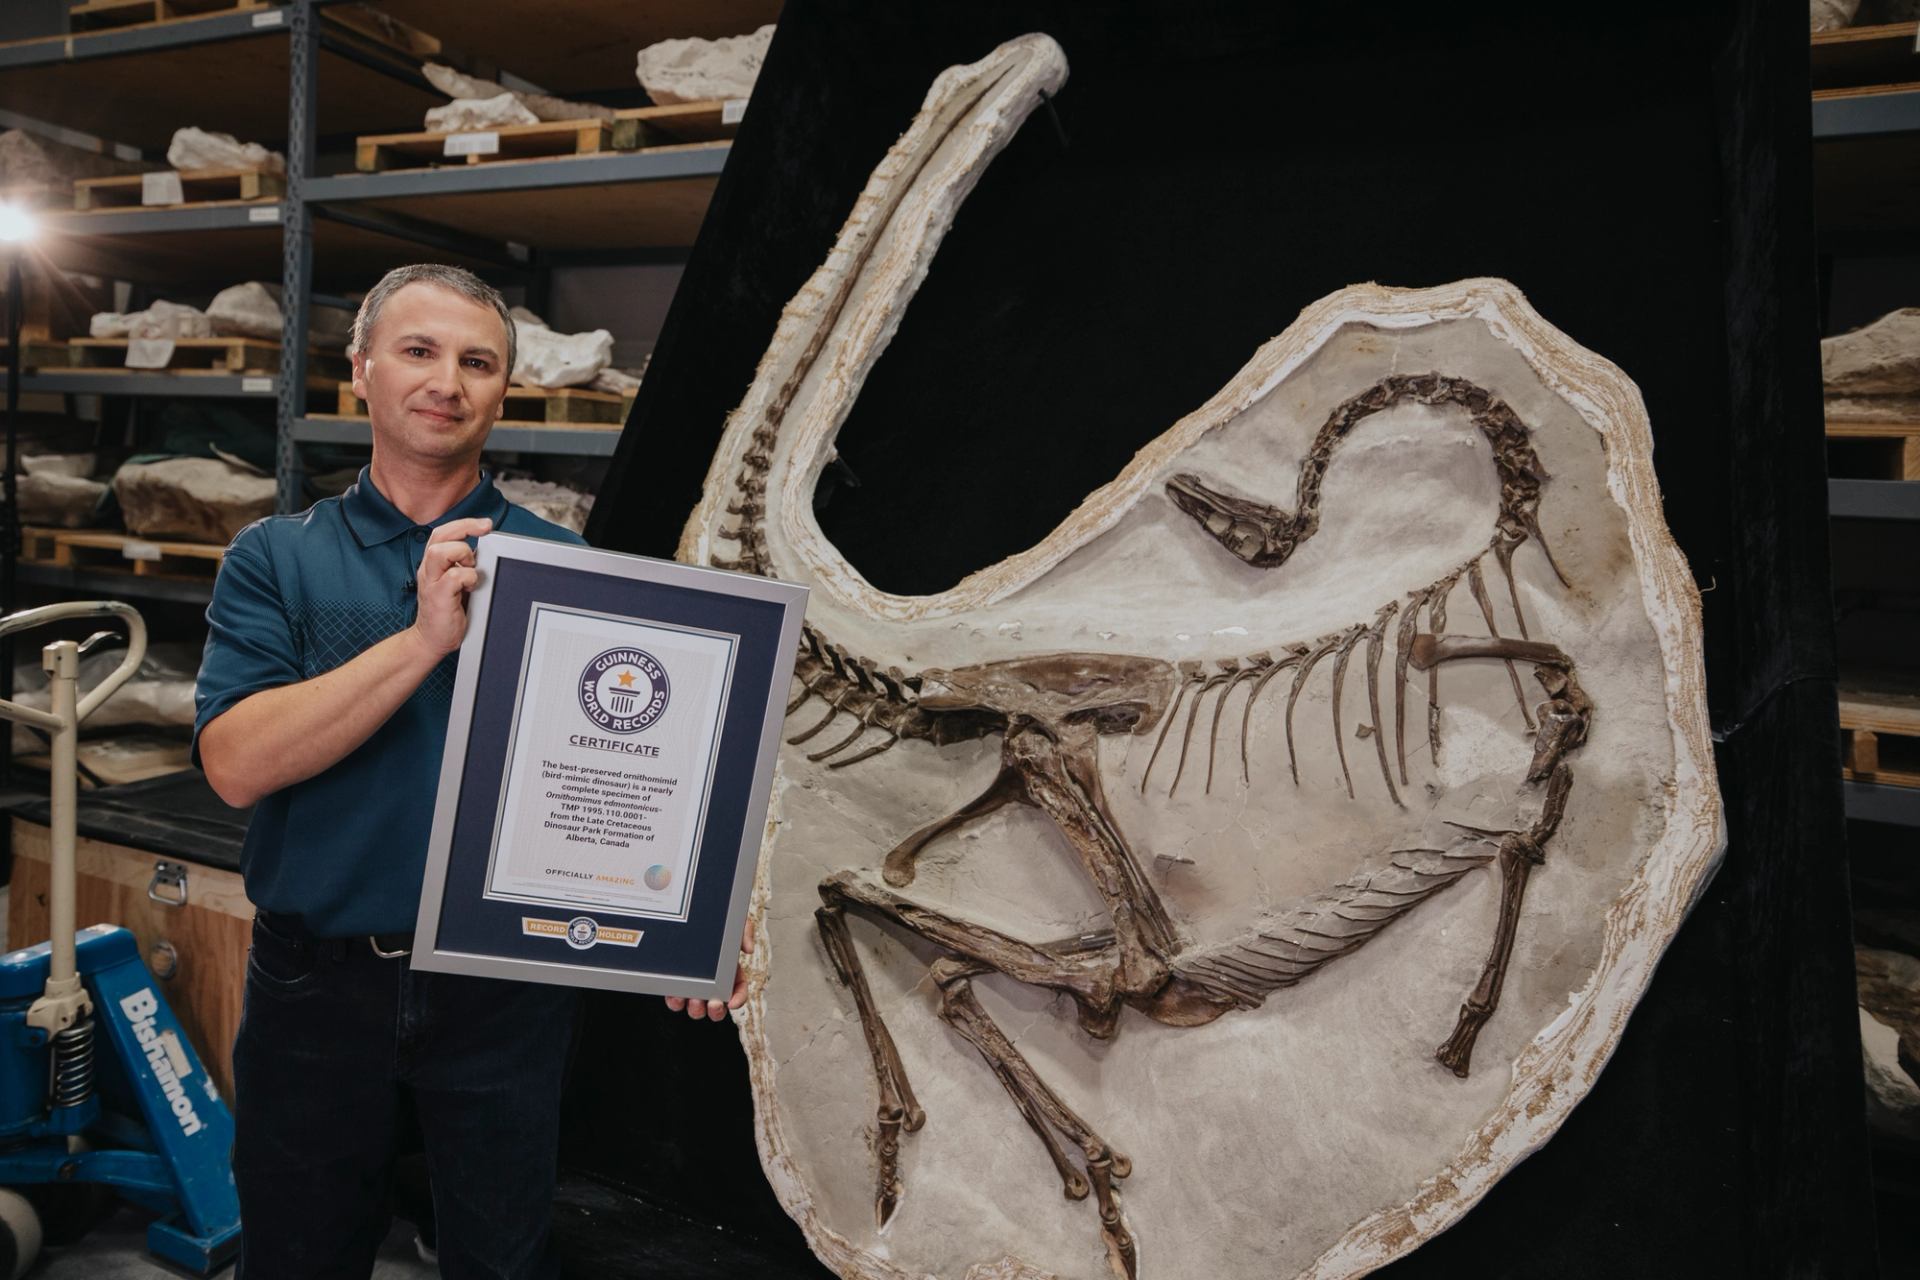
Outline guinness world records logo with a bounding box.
[579,647,670,733]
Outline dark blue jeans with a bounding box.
[233,912,579,1280]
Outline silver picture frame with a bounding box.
[410,532,808,1001]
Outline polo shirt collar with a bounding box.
[340,466,510,547]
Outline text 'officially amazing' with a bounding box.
[570,734,662,756]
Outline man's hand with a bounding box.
[411,517,492,657]
[667,915,756,1022]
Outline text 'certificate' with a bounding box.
[484,604,738,922]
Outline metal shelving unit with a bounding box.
[4,0,774,545]
[1813,26,1920,830]
[291,416,619,456]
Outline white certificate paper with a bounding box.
[483,604,738,921]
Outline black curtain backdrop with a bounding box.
[574,2,1876,1275]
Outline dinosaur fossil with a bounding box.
[680,34,1721,1280]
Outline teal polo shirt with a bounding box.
[193,467,586,936]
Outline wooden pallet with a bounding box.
[335,380,632,427]
[58,337,348,379]
[611,100,746,147]
[355,117,651,173]
[72,166,283,211]
[1841,688,1920,790]
[20,526,227,578]
[67,0,268,34]
[0,339,78,369]
[1827,419,1920,482]
[1811,21,1920,94]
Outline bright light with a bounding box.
[0,202,36,244]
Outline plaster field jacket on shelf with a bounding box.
[193,467,585,937]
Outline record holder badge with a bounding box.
[411,533,807,1000]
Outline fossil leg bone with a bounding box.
[1435,762,1575,1076]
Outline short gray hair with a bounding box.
[351,263,516,375]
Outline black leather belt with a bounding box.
[259,910,414,960]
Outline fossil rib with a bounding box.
[1285,634,1343,786]
[1469,560,1535,731]
[1364,603,1404,808]
[1328,627,1369,800]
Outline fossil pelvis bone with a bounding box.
[680,33,1722,1280]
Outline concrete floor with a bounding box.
[28,1209,436,1278]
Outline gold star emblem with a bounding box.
[616,670,636,688]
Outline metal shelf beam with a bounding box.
[15,563,214,607]
[1813,89,1920,141]
[40,204,282,236]
[1844,780,1920,828]
[0,5,288,70]
[1829,478,1920,520]
[301,146,729,203]
[22,372,279,398]
[292,417,620,457]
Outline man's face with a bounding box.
[351,282,510,465]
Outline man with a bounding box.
[195,264,745,1279]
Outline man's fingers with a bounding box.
[742,916,756,954]
[664,996,687,1012]
[707,1000,729,1022]
[428,516,492,545]
[685,999,708,1019]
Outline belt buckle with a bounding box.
[369,935,411,959]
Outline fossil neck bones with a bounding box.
[680,33,1720,1280]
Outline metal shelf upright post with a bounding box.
[276,0,319,515]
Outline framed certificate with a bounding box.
[411,533,807,1000]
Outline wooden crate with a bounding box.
[68,0,268,34]
[20,526,228,578]
[354,117,649,173]
[1827,420,1920,482]
[1841,688,1920,790]
[334,379,632,427]
[72,166,283,211]
[59,337,349,380]
[7,817,251,1102]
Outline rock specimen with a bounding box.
[166,127,282,173]
[0,129,145,194]
[1859,946,1920,1140]
[205,281,284,340]
[589,365,645,395]
[512,316,614,389]
[1823,308,1920,423]
[14,472,106,527]
[421,62,612,125]
[679,35,1722,1280]
[494,476,593,533]
[634,24,773,104]
[90,299,212,342]
[425,93,540,133]
[9,643,200,753]
[20,452,96,479]
[112,456,274,544]
[1810,0,1863,31]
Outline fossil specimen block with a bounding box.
[422,62,612,124]
[494,476,593,534]
[165,127,282,174]
[14,471,106,527]
[113,456,274,545]
[1810,0,1863,31]
[681,34,1722,1280]
[425,92,541,133]
[1823,308,1920,424]
[512,317,614,389]
[634,24,773,105]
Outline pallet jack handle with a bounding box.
[0,602,146,1033]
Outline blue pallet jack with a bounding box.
[0,601,240,1275]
